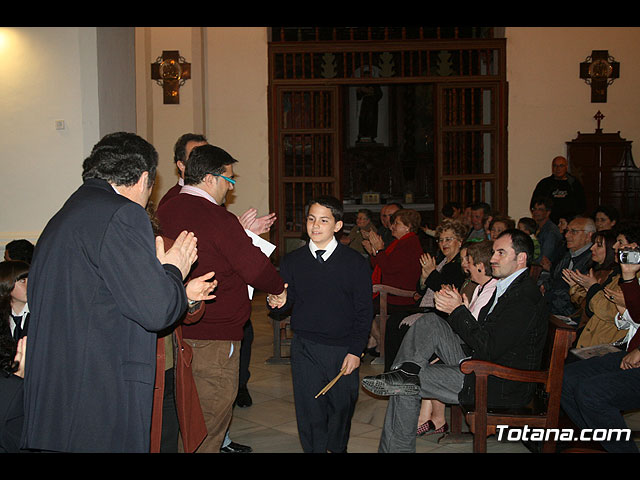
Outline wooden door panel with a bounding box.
[272,86,340,256]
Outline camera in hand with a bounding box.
[619,248,640,264]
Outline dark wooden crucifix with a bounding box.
[594,110,605,133]
[579,50,619,103]
[151,50,191,104]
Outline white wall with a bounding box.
[0,27,101,247]
[135,27,271,220]
[204,27,270,219]
[506,27,640,221]
[135,27,206,206]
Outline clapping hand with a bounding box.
[603,286,626,311]
[420,253,437,279]
[562,268,597,291]
[238,208,277,235]
[367,231,384,254]
[434,285,466,314]
[185,271,218,303]
[156,231,198,280]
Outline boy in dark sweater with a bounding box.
[268,196,373,453]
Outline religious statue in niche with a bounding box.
[356,83,383,143]
[349,66,388,147]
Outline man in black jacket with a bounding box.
[362,229,548,452]
[530,155,586,225]
[21,133,213,453]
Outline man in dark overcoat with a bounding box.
[21,132,204,453]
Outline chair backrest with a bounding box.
[538,315,577,422]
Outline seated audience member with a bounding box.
[0,261,30,342]
[466,202,490,242]
[482,210,496,240]
[561,247,640,453]
[556,216,571,236]
[3,239,34,264]
[461,205,472,231]
[541,217,595,318]
[517,217,541,264]
[441,202,463,222]
[563,229,626,347]
[342,208,377,257]
[363,229,548,453]
[458,242,480,300]
[0,334,26,453]
[608,222,640,347]
[385,219,466,371]
[593,204,620,232]
[530,196,565,269]
[416,219,467,308]
[373,203,403,249]
[364,209,422,360]
[488,215,515,241]
[414,240,496,437]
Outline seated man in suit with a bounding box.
[362,229,549,453]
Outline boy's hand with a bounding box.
[341,353,361,375]
[267,284,288,308]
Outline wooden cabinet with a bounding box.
[567,130,640,220]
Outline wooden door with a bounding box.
[435,81,507,219]
[270,86,341,257]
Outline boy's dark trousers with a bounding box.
[291,334,360,453]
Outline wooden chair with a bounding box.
[372,284,417,364]
[446,314,576,453]
[266,309,292,365]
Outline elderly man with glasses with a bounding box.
[540,216,595,318]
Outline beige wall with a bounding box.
[135,27,206,206]
[205,27,270,219]
[506,27,640,221]
[136,27,270,220]
[0,27,101,247]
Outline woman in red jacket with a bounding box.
[365,209,424,370]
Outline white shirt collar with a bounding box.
[178,177,184,186]
[309,237,338,261]
[487,268,527,315]
[179,185,218,205]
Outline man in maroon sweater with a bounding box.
[159,133,276,235]
[157,144,286,453]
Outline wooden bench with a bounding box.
[443,314,576,453]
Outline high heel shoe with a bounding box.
[417,421,449,437]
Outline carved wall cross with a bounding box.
[151,51,191,104]
[579,50,619,103]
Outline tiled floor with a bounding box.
[227,292,536,453]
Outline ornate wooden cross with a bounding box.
[579,50,619,103]
[151,50,191,104]
[594,110,605,133]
